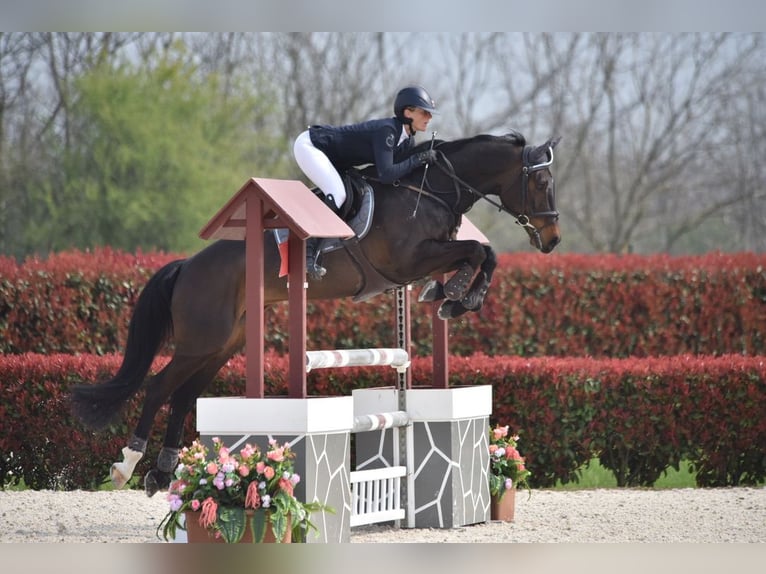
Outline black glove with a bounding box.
[416,149,438,165]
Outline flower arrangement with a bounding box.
[158,437,328,543]
[489,424,531,499]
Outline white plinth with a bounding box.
[196,396,354,435]
[406,385,492,420]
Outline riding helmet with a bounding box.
[394,85,438,120]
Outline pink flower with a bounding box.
[492,425,509,440]
[505,446,521,460]
[279,477,294,497]
[267,447,285,462]
[256,461,266,473]
[245,482,261,509]
[168,479,186,495]
[206,461,219,475]
[199,497,218,529]
[238,465,250,477]
[191,499,201,511]
[264,466,275,480]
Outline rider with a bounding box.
[291,85,438,280]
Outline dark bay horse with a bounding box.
[70,130,561,495]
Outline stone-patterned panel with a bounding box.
[410,416,489,528]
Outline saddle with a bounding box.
[275,169,402,301]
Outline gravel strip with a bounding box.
[1,487,763,543]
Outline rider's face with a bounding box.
[405,107,432,133]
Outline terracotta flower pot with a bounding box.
[184,510,292,543]
[490,487,516,522]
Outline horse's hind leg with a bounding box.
[144,355,235,497]
[110,355,212,489]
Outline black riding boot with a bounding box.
[306,237,326,280]
[323,193,342,217]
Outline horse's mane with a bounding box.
[410,129,526,155]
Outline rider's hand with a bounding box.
[417,150,438,165]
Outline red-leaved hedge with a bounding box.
[1,249,764,357]
[0,248,179,355]
[1,353,763,490]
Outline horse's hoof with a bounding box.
[110,464,130,489]
[460,289,487,311]
[418,280,445,302]
[438,300,470,320]
[144,470,171,498]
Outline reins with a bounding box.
[411,144,557,224]
[365,140,558,248]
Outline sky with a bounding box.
[1,0,765,32]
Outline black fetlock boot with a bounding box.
[306,237,326,280]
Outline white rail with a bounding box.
[305,348,410,373]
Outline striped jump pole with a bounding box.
[351,410,409,433]
[305,348,410,373]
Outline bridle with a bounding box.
[421,143,559,248]
[513,145,559,249]
[367,141,558,248]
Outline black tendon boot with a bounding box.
[306,237,326,280]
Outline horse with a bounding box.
[70,129,561,496]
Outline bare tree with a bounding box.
[532,33,764,253]
[269,33,412,142]
[659,38,766,253]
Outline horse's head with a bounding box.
[501,136,562,254]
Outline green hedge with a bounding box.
[2,353,763,490]
[1,249,764,357]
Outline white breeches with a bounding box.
[293,130,346,209]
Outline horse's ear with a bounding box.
[531,136,561,163]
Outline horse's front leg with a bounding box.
[460,245,497,310]
[438,246,497,319]
[412,239,486,302]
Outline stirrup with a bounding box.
[306,238,326,280]
[307,261,327,280]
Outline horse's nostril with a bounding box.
[543,236,561,253]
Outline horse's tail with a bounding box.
[70,259,185,430]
